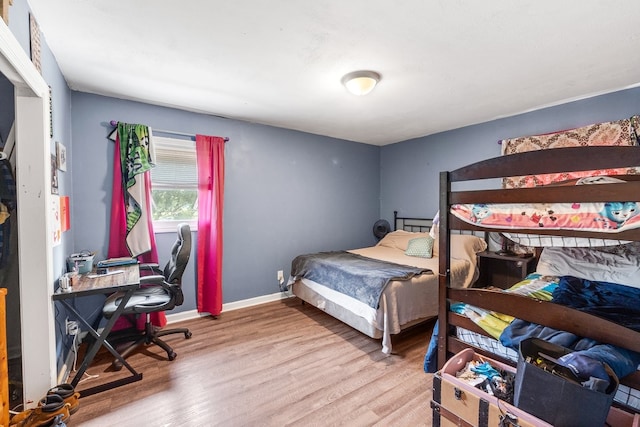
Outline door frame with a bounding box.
[0,21,55,406]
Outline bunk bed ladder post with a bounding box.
[437,171,451,370]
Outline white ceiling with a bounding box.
[27,0,640,146]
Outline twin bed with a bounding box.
[431,145,640,416]
[286,213,486,354]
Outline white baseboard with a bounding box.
[166,291,293,324]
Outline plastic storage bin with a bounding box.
[514,338,618,427]
[66,251,95,274]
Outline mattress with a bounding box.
[292,244,477,354]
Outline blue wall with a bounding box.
[380,87,640,223]
[70,92,381,309]
[73,85,640,315]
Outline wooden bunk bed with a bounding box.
[436,146,640,415]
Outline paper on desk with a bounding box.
[87,269,125,279]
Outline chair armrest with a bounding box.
[139,274,175,293]
[139,263,162,275]
[138,274,183,305]
[139,274,167,286]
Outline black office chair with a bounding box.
[103,223,193,369]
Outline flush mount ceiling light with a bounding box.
[341,70,381,96]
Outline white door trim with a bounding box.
[0,21,55,407]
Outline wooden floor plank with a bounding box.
[65,298,434,426]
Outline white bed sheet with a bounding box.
[291,244,478,354]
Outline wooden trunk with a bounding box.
[432,348,551,427]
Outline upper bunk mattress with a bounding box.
[451,177,640,233]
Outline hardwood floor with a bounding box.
[67,298,435,426]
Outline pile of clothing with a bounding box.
[456,359,515,403]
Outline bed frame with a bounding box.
[393,210,433,233]
[292,211,435,343]
[437,146,640,408]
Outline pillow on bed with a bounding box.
[450,234,488,261]
[377,230,431,251]
[405,237,434,258]
[431,226,439,256]
[537,245,640,288]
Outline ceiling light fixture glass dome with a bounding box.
[341,70,381,96]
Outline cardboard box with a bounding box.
[432,348,552,427]
[514,338,619,427]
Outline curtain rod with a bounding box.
[109,120,229,142]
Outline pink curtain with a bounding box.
[109,131,166,328]
[195,135,225,315]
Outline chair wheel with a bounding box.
[111,360,123,371]
[168,352,177,361]
[185,331,192,339]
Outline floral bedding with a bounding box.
[452,181,640,233]
[452,200,640,233]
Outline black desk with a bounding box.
[52,264,143,396]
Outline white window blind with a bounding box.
[151,137,197,190]
[150,136,198,232]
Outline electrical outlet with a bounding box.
[277,270,284,284]
[66,319,78,336]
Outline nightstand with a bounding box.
[475,251,537,289]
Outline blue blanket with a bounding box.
[290,251,431,308]
[424,276,640,380]
[500,277,640,380]
[551,276,640,332]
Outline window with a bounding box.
[150,136,198,232]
